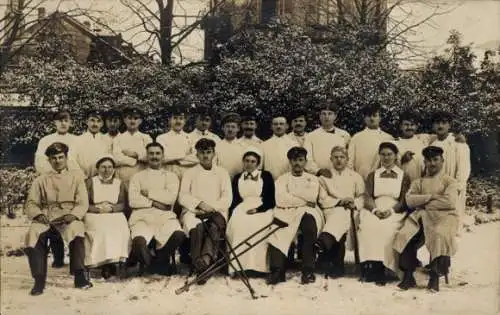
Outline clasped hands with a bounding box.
[373,208,392,219]
[337,198,356,211]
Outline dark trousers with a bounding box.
[48,230,65,265]
[26,228,84,280]
[317,232,346,267]
[399,227,450,275]
[270,213,318,272]
[189,212,226,265]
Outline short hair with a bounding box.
[169,105,186,117]
[222,113,241,125]
[95,156,115,168]
[330,145,348,156]
[431,111,452,124]
[378,142,399,155]
[422,146,444,159]
[53,110,71,121]
[289,108,307,121]
[195,138,216,151]
[45,142,69,157]
[86,109,104,119]
[146,142,164,153]
[287,146,308,160]
[399,110,419,124]
[194,106,213,119]
[240,108,257,122]
[104,109,122,120]
[361,102,381,117]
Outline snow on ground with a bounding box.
[1,215,499,315]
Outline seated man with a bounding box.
[128,142,186,275]
[178,138,232,283]
[394,146,459,293]
[267,147,327,285]
[24,142,92,296]
[315,146,365,278]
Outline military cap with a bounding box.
[239,108,257,122]
[104,109,122,119]
[195,138,216,151]
[221,112,241,125]
[52,110,71,121]
[431,111,453,123]
[122,107,144,118]
[45,142,69,157]
[287,146,308,160]
[86,109,104,119]
[317,101,339,113]
[169,105,187,117]
[422,146,444,159]
[194,105,213,118]
[378,141,399,154]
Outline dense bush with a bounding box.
[0,167,36,216]
[1,23,498,170]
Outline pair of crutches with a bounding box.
[175,215,289,298]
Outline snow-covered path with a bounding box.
[1,222,499,315]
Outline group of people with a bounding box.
[23,101,471,297]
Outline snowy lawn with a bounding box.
[1,215,498,315]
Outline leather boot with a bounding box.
[301,267,316,285]
[427,271,439,292]
[30,275,46,296]
[74,269,93,289]
[398,272,417,290]
[266,268,286,285]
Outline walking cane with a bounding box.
[349,207,360,271]
[175,217,288,297]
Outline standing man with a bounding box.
[304,103,350,170]
[178,139,232,282]
[238,108,262,148]
[217,113,246,178]
[75,110,109,179]
[394,111,427,182]
[34,110,80,175]
[267,147,327,285]
[261,113,321,180]
[348,103,394,180]
[316,146,365,278]
[112,107,153,183]
[128,142,186,275]
[103,109,122,153]
[394,146,459,292]
[156,106,198,179]
[288,109,309,147]
[429,111,470,234]
[24,142,92,295]
[188,106,221,145]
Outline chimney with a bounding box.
[38,7,46,21]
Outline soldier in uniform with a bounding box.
[217,113,246,178]
[103,109,122,153]
[24,142,92,295]
[238,108,262,148]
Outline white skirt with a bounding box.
[84,213,131,268]
[226,198,274,273]
[355,196,405,271]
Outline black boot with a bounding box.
[49,231,65,268]
[74,270,93,289]
[266,268,286,285]
[374,262,387,286]
[30,276,46,296]
[398,272,417,290]
[427,272,439,292]
[131,237,152,275]
[301,268,316,285]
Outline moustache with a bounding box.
[243,127,254,131]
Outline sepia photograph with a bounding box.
[0,0,498,314]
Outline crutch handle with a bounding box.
[271,217,289,228]
[175,285,189,295]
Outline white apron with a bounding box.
[323,207,351,241]
[356,169,406,271]
[226,175,273,273]
[84,177,130,267]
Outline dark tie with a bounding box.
[380,170,397,179]
[244,173,258,181]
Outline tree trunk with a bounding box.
[158,0,174,66]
